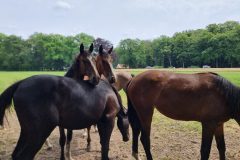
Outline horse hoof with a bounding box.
[132,152,141,160]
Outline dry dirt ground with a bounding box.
[1,111,240,160]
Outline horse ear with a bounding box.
[80,43,84,54]
[108,46,113,54]
[99,45,103,55]
[89,43,93,53]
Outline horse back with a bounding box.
[59,80,120,129]
[128,70,230,122]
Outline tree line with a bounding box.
[0,32,114,70]
[0,21,240,70]
[116,21,240,68]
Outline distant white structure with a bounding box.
[202,65,211,68]
[116,64,129,69]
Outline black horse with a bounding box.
[61,45,129,160]
[0,44,129,160]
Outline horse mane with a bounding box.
[214,74,240,119]
[65,65,75,77]
[65,58,80,78]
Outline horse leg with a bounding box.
[97,119,115,160]
[12,130,26,159]
[66,129,74,160]
[59,127,66,160]
[128,96,143,160]
[135,106,154,160]
[200,122,216,160]
[140,120,153,160]
[214,123,226,160]
[45,138,53,150]
[129,111,141,160]
[13,126,54,160]
[86,126,91,152]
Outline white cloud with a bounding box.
[0,0,239,44]
[54,1,72,10]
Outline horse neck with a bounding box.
[110,85,126,118]
[116,73,132,91]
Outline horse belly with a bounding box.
[60,109,104,130]
[155,91,224,121]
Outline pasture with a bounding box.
[0,68,240,159]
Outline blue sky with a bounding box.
[0,0,239,45]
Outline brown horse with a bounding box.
[64,45,119,160]
[127,70,240,160]
[96,45,116,83]
[79,48,134,153]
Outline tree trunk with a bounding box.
[168,56,172,67]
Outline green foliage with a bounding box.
[0,21,240,70]
[0,33,94,70]
[116,21,240,68]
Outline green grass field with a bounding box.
[0,69,240,133]
[2,68,240,91]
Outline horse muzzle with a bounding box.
[109,76,116,84]
[123,134,129,142]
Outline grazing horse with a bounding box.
[80,71,133,140]
[127,70,240,160]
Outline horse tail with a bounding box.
[127,91,139,128]
[126,80,141,130]
[131,74,135,78]
[0,80,22,126]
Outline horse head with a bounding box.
[117,107,130,142]
[70,43,100,85]
[96,45,116,84]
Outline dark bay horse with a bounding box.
[127,70,240,160]
[80,71,133,136]
[0,43,99,159]
[0,44,129,160]
[64,45,123,159]
[76,72,133,154]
